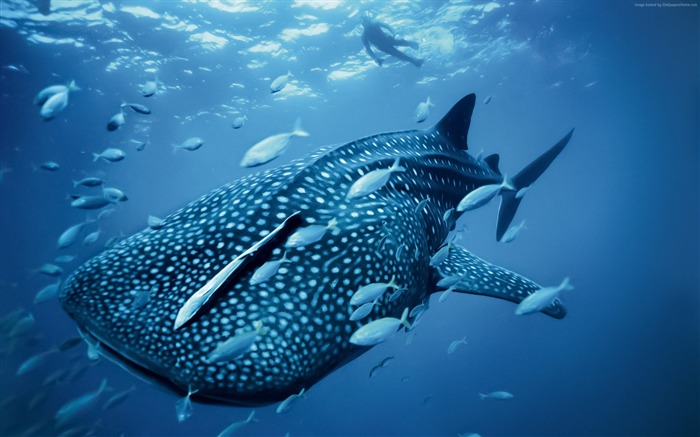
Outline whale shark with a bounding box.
[60,94,573,406]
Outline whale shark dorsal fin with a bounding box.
[430,244,567,319]
[174,211,303,330]
[483,154,501,174]
[432,93,476,150]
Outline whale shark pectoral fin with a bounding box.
[431,244,566,319]
[496,129,574,241]
[432,93,476,150]
[174,211,303,330]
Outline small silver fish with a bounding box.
[37,161,60,171]
[102,386,136,410]
[413,96,433,123]
[55,379,108,428]
[71,196,112,210]
[250,252,291,285]
[515,277,573,315]
[54,255,76,263]
[38,263,63,276]
[7,313,35,338]
[73,177,104,188]
[380,356,395,367]
[346,158,405,200]
[414,197,429,215]
[270,70,292,94]
[140,77,158,97]
[39,81,79,120]
[107,110,125,131]
[484,95,493,105]
[349,308,411,346]
[97,208,116,220]
[240,119,308,167]
[395,243,406,261]
[17,348,58,375]
[285,218,338,248]
[34,82,71,106]
[479,391,513,400]
[376,234,389,252]
[436,274,461,288]
[173,137,204,152]
[122,102,151,114]
[148,215,165,230]
[175,386,197,422]
[438,284,456,303]
[34,280,61,304]
[82,229,101,246]
[429,242,452,267]
[131,139,148,151]
[204,321,265,363]
[409,304,427,319]
[350,275,400,306]
[447,336,467,354]
[231,115,247,129]
[104,235,122,248]
[501,219,527,243]
[442,207,455,224]
[40,91,69,120]
[276,388,305,414]
[217,411,256,437]
[387,286,404,302]
[102,187,128,202]
[93,148,126,163]
[349,301,375,321]
[58,222,85,249]
[132,287,155,309]
[456,177,513,212]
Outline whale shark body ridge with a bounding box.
[60,93,573,405]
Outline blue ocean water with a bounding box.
[0,1,698,436]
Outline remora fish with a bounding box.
[59,94,573,406]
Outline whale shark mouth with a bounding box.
[72,322,289,406]
[76,325,183,396]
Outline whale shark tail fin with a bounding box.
[431,244,567,319]
[496,129,574,241]
[433,93,476,150]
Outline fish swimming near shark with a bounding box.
[59,93,573,407]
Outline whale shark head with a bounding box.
[60,94,572,405]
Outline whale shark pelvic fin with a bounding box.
[432,244,567,319]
